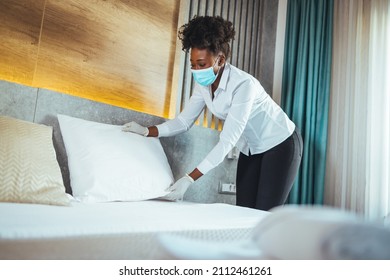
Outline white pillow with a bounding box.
[57,114,173,203]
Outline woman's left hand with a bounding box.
[162,174,194,201]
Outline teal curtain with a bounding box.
[281,0,333,204]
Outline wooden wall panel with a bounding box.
[0,0,45,85]
[0,0,181,118]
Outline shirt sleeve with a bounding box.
[156,89,206,137]
[197,79,256,174]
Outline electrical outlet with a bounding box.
[218,182,236,194]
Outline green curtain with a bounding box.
[281,0,333,204]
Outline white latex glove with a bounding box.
[162,174,194,202]
[122,121,149,136]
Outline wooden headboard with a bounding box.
[0,0,185,118]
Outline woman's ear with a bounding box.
[218,54,226,66]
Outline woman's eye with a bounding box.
[190,64,206,69]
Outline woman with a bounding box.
[123,15,302,211]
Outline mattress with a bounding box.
[0,199,269,259]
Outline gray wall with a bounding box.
[0,79,237,204]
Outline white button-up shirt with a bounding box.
[157,63,295,175]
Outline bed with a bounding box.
[1,114,389,260]
[0,199,269,260]
[3,199,390,260]
[0,114,270,260]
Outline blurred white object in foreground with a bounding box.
[158,205,390,260]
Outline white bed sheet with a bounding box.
[0,199,269,259]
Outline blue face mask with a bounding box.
[191,57,220,86]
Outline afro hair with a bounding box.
[178,15,235,58]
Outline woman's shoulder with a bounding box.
[228,63,252,77]
[227,64,257,84]
[226,64,259,88]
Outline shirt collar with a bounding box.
[217,63,231,91]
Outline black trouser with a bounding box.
[236,128,303,211]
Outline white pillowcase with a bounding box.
[57,114,173,203]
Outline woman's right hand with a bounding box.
[122,121,149,136]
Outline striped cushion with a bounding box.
[0,116,69,206]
